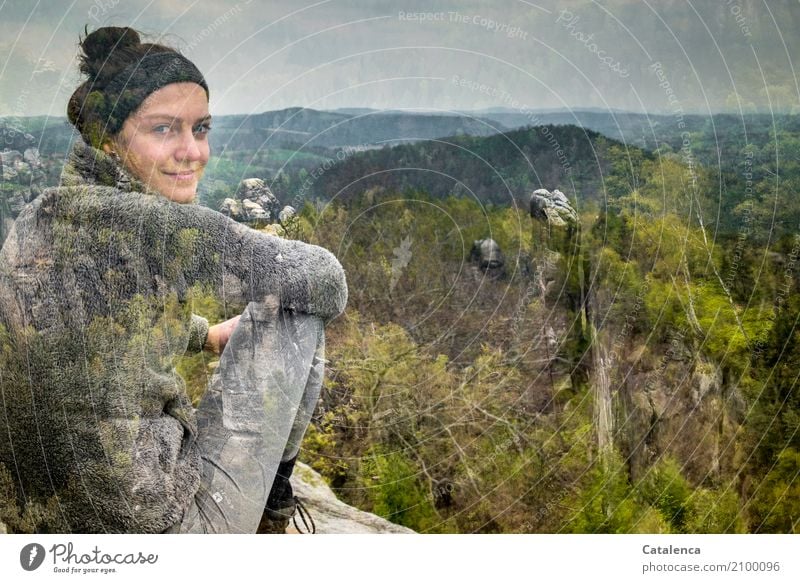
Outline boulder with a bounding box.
[0,149,23,167]
[236,178,278,221]
[286,462,415,534]
[241,199,269,222]
[530,188,578,228]
[470,238,505,271]
[0,150,22,180]
[278,205,297,225]
[0,127,35,152]
[23,148,40,166]
[218,197,243,220]
[7,190,26,216]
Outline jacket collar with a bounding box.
[60,137,158,196]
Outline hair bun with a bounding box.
[78,26,141,81]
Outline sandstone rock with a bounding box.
[278,205,297,225]
[470,238,504,271]
[529,188,581,305]
[1,150,22,180]
[257,223,286,238]
[241,198,269,222]
[7,190,26,215]
[23,148,40,166]
[218,197,242,220]
[1,147,45,189]
[691,360,722,406]
[0,126,35,151]
[530,188,578,228]
[620,339,735,484]
[0,149,23,167]
[545,325,557,350]
[236,178,278,221]
[287,462,414,534]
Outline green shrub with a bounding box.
[359,448,443,532]
[637,457,692,532]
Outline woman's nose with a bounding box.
[175,128,205,163]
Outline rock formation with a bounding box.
[617,331,734,482]
[0,126,36,153]
[278,205,297,225]
[286,462,414,534]
[526,188,587,406]
[218,197,243,221]
[470,238,505,274]
[529,188,581,300]
[218,178,281,227]
[0,146,47,246]
[530,188,578,227]
[529,188,614,454]
[237,178,278,223]
[528,188,734,479]
[241,198,269,222]
[0,148,46,192]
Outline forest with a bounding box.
[1,111,799,533]
[183,117,799,533]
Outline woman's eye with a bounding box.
[153,125,171,134]
[194,123,212,135]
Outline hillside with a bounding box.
[266,168,799,533]
[306,124,635,206]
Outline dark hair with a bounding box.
[67,26,209,148]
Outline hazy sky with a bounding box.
[1,0,799,118]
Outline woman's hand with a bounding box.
[203,315,242,355]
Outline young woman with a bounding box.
[0,26,347,533]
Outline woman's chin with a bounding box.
[156,183,197,204]
[170,190,197,204]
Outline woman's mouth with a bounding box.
[165,170,196,182]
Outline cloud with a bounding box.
[2,0,798,116]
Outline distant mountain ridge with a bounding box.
[5,108,795,162]
[209,107,509,151]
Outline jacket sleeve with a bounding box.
[60,188,348,323]
[186,314,210,353]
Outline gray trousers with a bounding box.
[166,298,325,533]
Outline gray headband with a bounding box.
[96,51,209,136]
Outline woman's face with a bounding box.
[103,82,211,204]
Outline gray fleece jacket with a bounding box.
[0,138,347,533]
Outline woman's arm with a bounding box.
[59,187,348,322]
[202,314,241,355]
[185,313,240,355]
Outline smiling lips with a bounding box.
[165,170,196,181]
